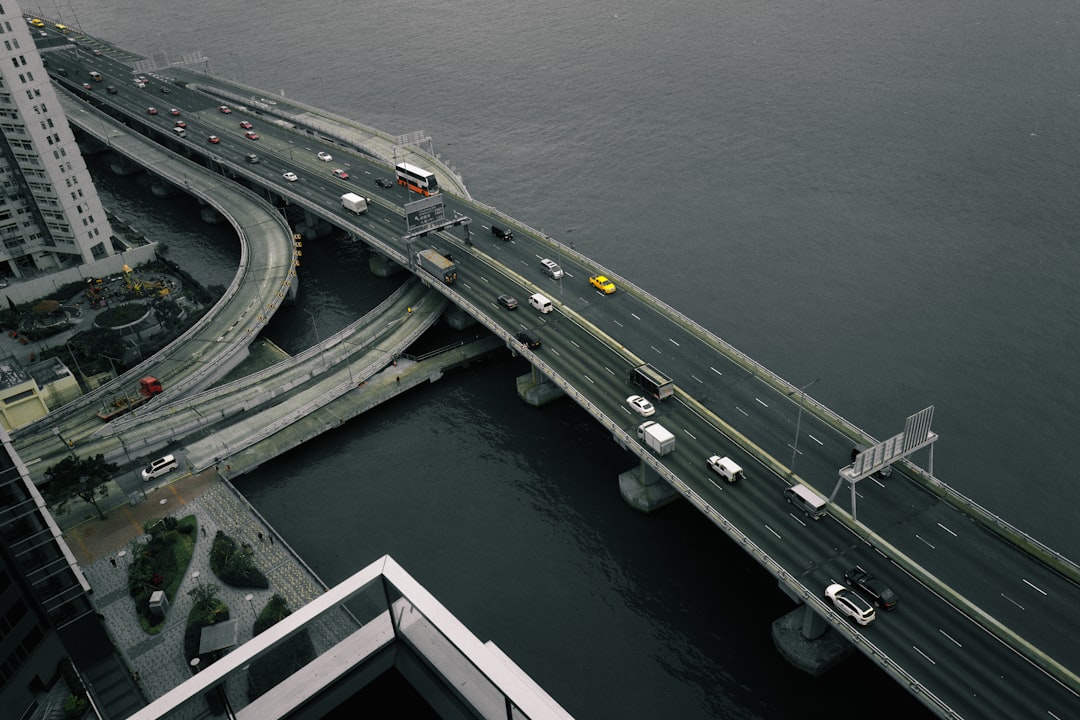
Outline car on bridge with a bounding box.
[174,120,187,129]
[516,330,541,349]
[30,18,45,27]
[825,583,876,626]
[106,86,118,94]
[239,121,253,129]
[282,171,299,182]
[844,565,898,610]
[244,131,259,141]
[218,105,232,114]
[497,294,518,310]
[375,178,393,189]
[626,395,655,417]
[170,108,181,116]
[332,169,349,180]
[147,107,158,115]
[317,151,333,162]
[589,275,616,294]
[207,135,220,144]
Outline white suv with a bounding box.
[141,454,178,482]
[825,583,876,626]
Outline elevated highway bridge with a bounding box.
[17,29,1080,720]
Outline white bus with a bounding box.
[395,162,440,196]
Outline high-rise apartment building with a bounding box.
[0,1,114,283]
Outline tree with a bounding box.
[43,454,119,520]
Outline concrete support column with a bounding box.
[515,366,564,407]
[618,460,680,512]
[771,600,855,676]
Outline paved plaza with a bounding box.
[65,470,356,710]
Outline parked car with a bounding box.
[317,151,333,162]
[282,171,299,182]
[497,294,518,310]
[844,566,898,610]
[589,275,616,294]
[626,395,655,417]
[825,583,876,626]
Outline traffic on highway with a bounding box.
[32,26,1080,720]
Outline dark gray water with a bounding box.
[56,0,1080,716]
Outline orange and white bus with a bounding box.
[395,162,439,196]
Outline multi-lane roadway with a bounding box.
[36,31,1080,719]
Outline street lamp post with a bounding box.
[789,378,820,473]
[245,593,255,617]
[303,309,324,369]
[192,571,201,586]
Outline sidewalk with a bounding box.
[67,472,356,711]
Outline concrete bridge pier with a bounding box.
[770,592,856,676]
[515,364,564,407]
[618,461,681,512]
[369,253,407,277]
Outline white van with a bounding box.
[528,293,553,314]
[171,126,186,138]
[784,483,827,520]
[141,454,178,482]
[540,258,563,279]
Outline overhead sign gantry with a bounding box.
[832,406,938,521]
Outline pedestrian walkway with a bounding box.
[67,471,358,713]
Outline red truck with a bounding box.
[96,376,162,421]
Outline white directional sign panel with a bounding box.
[405,195,445,233]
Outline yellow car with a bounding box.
[30,18,45,27]
[54,23,69,33]
[589,275,616,294]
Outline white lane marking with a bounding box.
[683,429,697,440]
[912,645,936,665]
[631,312,641,320]
[1022,578,1047,596]
[613,319,624,328]
[937,522,957,537]
[915,535,936,549]
[691,374,703,384]
[755,398,768,407]
[462,282,473,290]
[570,339,581,348]
[736,406,749,417]
[650,345,663,354]
[479,275,489,283]
[764,524,782,539]
[604,366,615,376]
[669,338,680,347]
[788,513,807,527]
[710,366,723,376]
[939,629,962,647]
[582,374,595,385]
[1000,593,1026,610]
[808,434,824,446]
[550,348,561,357]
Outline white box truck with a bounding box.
[637,421,675,456]
[340,192,369,214]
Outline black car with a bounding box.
[844,565,898,610]
[516,330,541,349]
[159,86,171,94]
[375,177,393,189]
